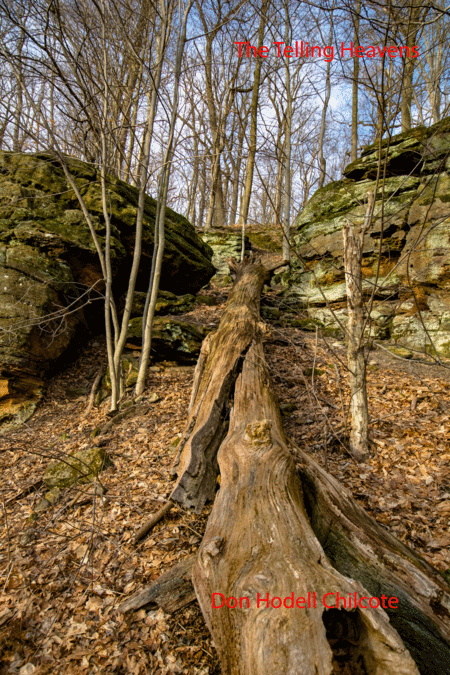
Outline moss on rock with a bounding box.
[129,290,196,318]
[43,447,113,489]
[128,316,205,363]
[0,150,215,429]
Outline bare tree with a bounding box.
[135,0,194,397]
[238,0,269,230]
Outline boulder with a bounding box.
[127,316,206,363]
[0,151,214,429]
[199,230,251,281]
[129,290,196,318]
[43,447,112,489]
[282,118,450,357]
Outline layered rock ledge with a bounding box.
[282,119,450,359]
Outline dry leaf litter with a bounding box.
[1,288,450,674]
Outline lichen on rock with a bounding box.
[199,231,251,280]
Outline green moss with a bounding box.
[303,367,324,377]
[195,294,218,306]
[290,318,320,330]
[127,316,204,362]
[43,447,113,488]
[0,149,214,293]
[247,229,282,251]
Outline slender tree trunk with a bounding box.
[317,13,333,190]
[123,69,143,184]
[400,0,424,132]
[228,130,244,226]
[282,5,292,262]
[204,150,219,231]
[238,0,268,225]
[135,0,193,397]
[197,157,207,228]
[343,192,373,460]
[273,143,284,229]
[99,0,120,409]
[187,113,199,225]
[431,80,441,125]
[213,165,226,228]
[202,29,221,232]
[351,0,360,162]
[13,34,25,152]
[401,58,414,132]
[112,11,167,383]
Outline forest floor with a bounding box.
[1,287,450,675]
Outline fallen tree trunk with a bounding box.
[169,257,450,675]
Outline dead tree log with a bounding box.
[170,257,450,675]
[170,256,283,511]
[118,555,195,614]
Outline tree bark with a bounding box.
[297,449,450,675]
[351,0,360,162]
[119,555,195,614]
[317,13,332,191]
[282,1,292,261]
[399,0,426,132]
[228,120,246,226]
[238,0,269,226]
[168,256,450,674]
[343,193,374,461]
[134,0,192,397]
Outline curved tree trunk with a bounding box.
[169,257,450,675]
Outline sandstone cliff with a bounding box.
[284,119,450,359]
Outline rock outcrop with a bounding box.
[0,151,214,430]
[127,316,207,363]
[284,118,450,358]
[200,231,251,282]
[129,290,196,317]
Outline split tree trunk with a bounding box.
[169,256,450,675]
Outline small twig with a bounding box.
[181,522,203,538]
[312,325,319,391]
[133,500,175,543]
[334,364,348,437]
[5,479,43,506]
[85,367,104,416]
[2,496,11,566]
